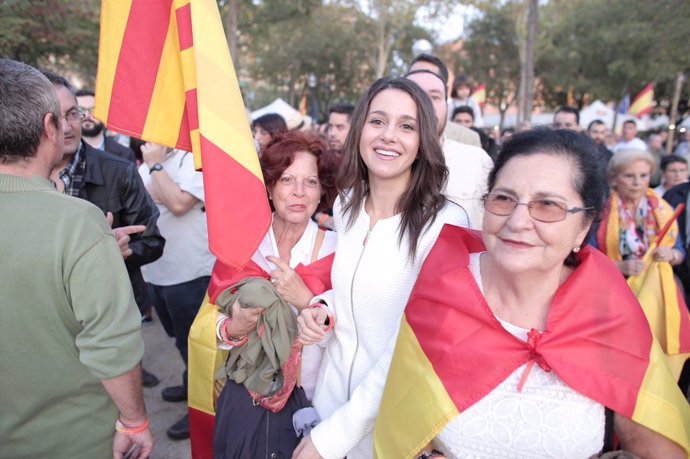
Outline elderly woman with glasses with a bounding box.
[374,128,690,459]
[592,149,690,386]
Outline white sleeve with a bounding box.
[177,151,205,202]
[309,289,336,348]
[309,328,400,459]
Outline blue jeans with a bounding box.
[148,276,210,389]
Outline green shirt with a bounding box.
[0,174,144,459]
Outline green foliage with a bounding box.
[537,0,690,107]
[0,0,100,78]
[462,4,521,112]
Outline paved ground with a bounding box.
[141,315,192,459]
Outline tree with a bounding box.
[462,3,521,128]
[536,0,690,109]
[0,0,100,79]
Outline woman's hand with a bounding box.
[652,246,680,264]
[616,259,645,277]
[267,256,314,309]
[225,299,263,338]
[292,436,323,459]
[297,307,330,345]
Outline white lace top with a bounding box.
[433,253,605,459]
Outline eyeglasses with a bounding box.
[78,106,94,115]
[483,192,593,223]
[61,109,86,123]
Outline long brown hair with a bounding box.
[336,77,448,259]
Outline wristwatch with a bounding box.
[149,163,164,174]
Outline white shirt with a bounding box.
[612,137,647,153]
[309,195,469,459]
[443,137,494,230]
[434,253,605,459]
[139,150,215,285]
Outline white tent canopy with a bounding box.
[250,98,299,122]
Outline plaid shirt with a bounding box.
[59,143,86,197]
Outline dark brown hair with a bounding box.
[336,77,448,258]
[260,130,335,212]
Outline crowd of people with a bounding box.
[1,49,690,459]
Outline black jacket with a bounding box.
[663,182,690,299]
[78,141,165,311]
[104,136,136,163]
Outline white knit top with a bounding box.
[309,194,469,459]
[433,253,605,459]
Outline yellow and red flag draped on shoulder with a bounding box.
[596,190,690,379]
[95,0,270,269]
[187,255,333,459]
[628,83,655,118]
[374,225,690,459]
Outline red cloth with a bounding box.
[407,225,653,418]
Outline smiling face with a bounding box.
[54,85,82,156]
[483,153,591,275]
[268,151,322,227]
[359,88,420,187]
[612,159,651,203]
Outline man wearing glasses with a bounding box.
[44,72,165,388]
[76,89,136,163]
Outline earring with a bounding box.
[573,245,581,253]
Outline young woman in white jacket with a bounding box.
[294,77,469,459]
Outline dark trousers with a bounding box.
[148,275,210,389]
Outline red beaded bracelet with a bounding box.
[115,418,149,434]
[309,302,334,332]
[222,318,248,347]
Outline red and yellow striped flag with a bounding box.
[471,83,486,108]
[375,226,690,458]
[95,0,270,268]
[628,83,655,118]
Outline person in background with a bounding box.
[326,103,354,152]
[451,106,474,128]
[252,113,288,152]
[553,106,581,131]
[593,149,690,384]
[76,89,136,162]
[654,155,689,196]
[138,143,215,440]
[375,128,690,459]
[293,77,469,459]
[0,58,154,459]
[448,75,484,128]
[613,120,647,153]
[586,119,613,170]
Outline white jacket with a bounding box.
[309,195,469,459]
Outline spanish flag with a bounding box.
[471,83,486,108]
[628,83,655,118]
[375,225,690,458]
[188,255,334,459]
[95,0,270,268]
[596,191,690,379]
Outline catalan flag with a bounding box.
[628,83,655,118]
[95,0,270,268]
[375,225,690,458]
[471,83,486,108]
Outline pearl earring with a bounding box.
[573,245,581,253]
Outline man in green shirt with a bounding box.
[0,59,154,459]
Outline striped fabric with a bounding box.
[471,83,486,108]
[95,0,270,268]
[628,83,655,118]
[374,225,690,459]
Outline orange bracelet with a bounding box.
[115,418,149,434]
